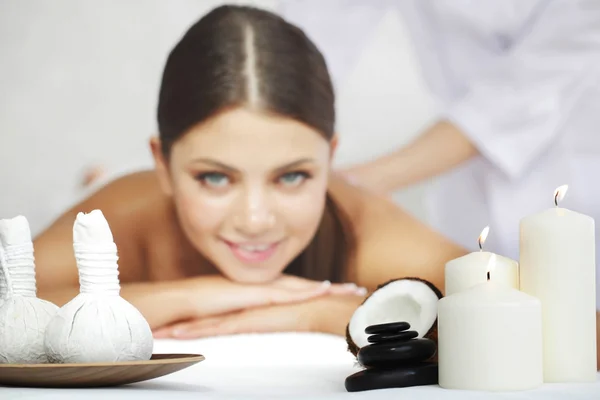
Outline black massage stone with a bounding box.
[358,338,436,368]
[345,321,439,392]
[345,363,438,392]
[365,322,410,335]
[367,330,418,344]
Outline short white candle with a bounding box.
[438,255,543,391]
[445,226,519,296]
[520,185,597,382]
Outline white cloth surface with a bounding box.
[2,333,598,399]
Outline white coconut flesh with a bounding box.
[348,279,439,349]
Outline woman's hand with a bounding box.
[176,274,366,322]
[153,303,312,339]
[153,293,366,339]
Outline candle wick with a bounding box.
[554,192,559,207]
[487,271,490,281]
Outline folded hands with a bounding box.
[152,275,367,340]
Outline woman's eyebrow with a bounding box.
[189,157,316,174]
[273,158,316,174]
[189,158,238,172]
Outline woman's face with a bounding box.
[153,107,335,283]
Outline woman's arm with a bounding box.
[40,280,194,329]
[152,292,367,339]
[40,273,354,331]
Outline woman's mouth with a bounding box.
[224,240,280,263]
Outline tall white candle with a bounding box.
[445,226,519,296]
[438,255,543,391]
[520,185,597,382]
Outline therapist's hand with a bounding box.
[340,162,391,194]
[340,120,479,194]
[153,293,367,339]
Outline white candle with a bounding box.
[438,255,543,391]
[445,226,519,296]
[520,185,597,382]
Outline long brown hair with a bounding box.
[156,5,355,282]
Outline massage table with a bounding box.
[2,333,598,399]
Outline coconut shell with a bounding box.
[345,276,443,360]
[345,322,361,357]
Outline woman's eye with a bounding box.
[278,171,310,187]
[196,172,230,188]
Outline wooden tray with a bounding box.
[0,353,205,388]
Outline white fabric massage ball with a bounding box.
[0,216,59,364]
[44,210,153,363]
[0,261,6,308]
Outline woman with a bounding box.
[32,5,465,339]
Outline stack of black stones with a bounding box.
[345,322,439,392]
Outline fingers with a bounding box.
[250,280,328,308]
[276,275,367,296]
[186,274,368,320]
[172,318,226,339]
[156,305,298,339]
[264,282,367,307]
[327,282,368,296]
[266,280,332,305]
[274,275,329,290]
[153,316,232,340]
[152,319,206,339]
[171,325,220,339]
[152,327,172,338]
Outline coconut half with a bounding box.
[346,277,443,357]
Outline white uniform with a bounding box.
[280,0,600,308]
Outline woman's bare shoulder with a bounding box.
[33,170,170,288]
[81,170,165,214]
[327,173,403,235]
[43,171,166,234]
[326,173,369,223]
[328,174,465,291]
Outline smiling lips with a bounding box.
[224,240,280,263]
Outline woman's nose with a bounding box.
[233,197,276,236]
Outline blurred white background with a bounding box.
[0,0,438,236]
